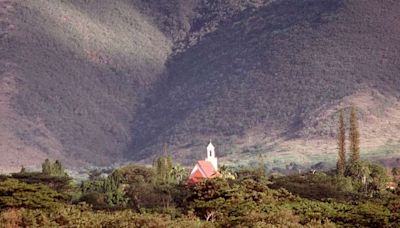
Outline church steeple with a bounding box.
[205,140,218,170]
[207,140,215,158]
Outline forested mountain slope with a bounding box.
[1,0,400,169]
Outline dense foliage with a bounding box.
[0,158,399,227]
[0,179,67,210]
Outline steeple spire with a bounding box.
[206,140,217,170]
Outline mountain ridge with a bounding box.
[1,0,400,170]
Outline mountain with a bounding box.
[1,0,400,170]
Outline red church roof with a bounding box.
[197,161,217,178]
[188,170,205,184]
[187,160,220,184]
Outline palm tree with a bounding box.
[169,165,188,183]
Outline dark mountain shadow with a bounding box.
[127,0,346,160]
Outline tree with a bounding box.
[80,171,128,209]
[19,166,26,174]
[346,161,371,192]
[349,107,360,165]
[368,163,389,194]
[117,165,155,184]
[42,159,52,175]
[345,160,388,195]
[113,165,157,210]
[154,155,173,184]
[256,153,266,177]
[0,179,67,209]
[41,159,66,177]
[10,173,72,192]
[169,165,188,184]
[336,110,346,176]
[52,160,66,176]
[186,178,295,225]
[186,178,232,222]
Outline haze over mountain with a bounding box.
[1,0,400,170]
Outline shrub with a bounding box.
[0,179,67,209]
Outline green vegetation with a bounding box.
[349,107,361,165]
[0,179,67,210]
[0,157,398,227]
[336,110,346,176]
[41,159,67,177]
[333,107,389,198]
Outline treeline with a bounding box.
[0,114,399,228]
[0,155,399,227]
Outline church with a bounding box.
[187,141,221,184]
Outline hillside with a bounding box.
[0,0,174,168]
[1,0,400,169]
[130,0,400,165]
